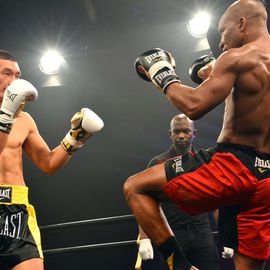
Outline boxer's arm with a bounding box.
[135,49,237,120]
[23,113,72,174]
[165,51,237,120]
[24,108,103,174]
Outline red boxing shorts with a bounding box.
[162,143,270,260]
[0,185,43,269]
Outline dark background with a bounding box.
[1,0,270,269]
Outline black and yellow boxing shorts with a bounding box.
[0,184,43,269]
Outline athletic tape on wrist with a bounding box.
[61,132,84,154]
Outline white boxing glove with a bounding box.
[222,247,234,259]
[61,108,104,154]
[0,79,38,133]
[139,238,154,260]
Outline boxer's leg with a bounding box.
[124,163,170,244]
[123,163,195,270]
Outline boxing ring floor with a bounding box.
[40,214,270,270]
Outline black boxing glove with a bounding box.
[189,55,215,84]
[134,48,181,93]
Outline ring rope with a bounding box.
[40,214,135,231]
[43,231,219,256]
[43,240,136,255]
[40,213,219,261]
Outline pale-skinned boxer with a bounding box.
[0,50,104,270]
[124,0,270,270]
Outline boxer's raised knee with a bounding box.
[123,175,139,203]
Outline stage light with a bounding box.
[39,50,64,75]
[187,12,211,38]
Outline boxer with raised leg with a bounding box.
[0,50,104,270]
[124,1,270,270]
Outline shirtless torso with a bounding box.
[0,112,32,185]
[217,41,270,153]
